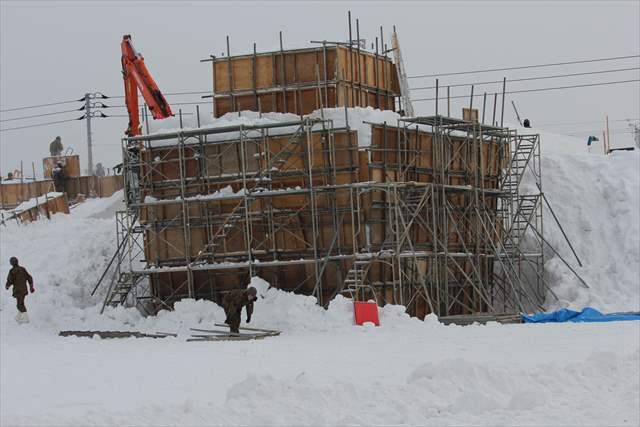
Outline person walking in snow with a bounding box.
[222,286,258,334]
[5,257,34,323]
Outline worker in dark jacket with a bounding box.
[223,287,258,333]
[49,136,63,157]
[5,257,34,323]
[52,161,66,193]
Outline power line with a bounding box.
[412,79,640,102]
[0,117,82,132]
[0,108,81,123]
[409,67,640,91]
[566,129,634,136]
[106,90,212,99]
[535,118,639,127]
[0,99,80,113]
[408,54,640,79]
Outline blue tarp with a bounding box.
[522,307,640,323]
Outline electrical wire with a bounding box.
[535,118,639,127]
[0,108,81,123]
[412,79,640,102]
[107,90,212,99]
[408,54,640,79]
[0,117,82,132]
[0,99,80,113]
[409,67,640,91]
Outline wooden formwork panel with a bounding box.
[0,180,53,207]
[16,193,69,223]
[213,46,399,95]
[213,83,395,118]
[64,175,124,200]
[148,255,489,318]
[43,155,81,178]
[140,191,363,266]
[368,124,506,186]
[335,46,399,92]
[97,175,124,197]
[141,130,358,200]
[1,176,121,208]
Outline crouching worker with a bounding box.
[223,286,258,334]
[5,257,34,323]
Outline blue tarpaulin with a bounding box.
[523,307,640,323]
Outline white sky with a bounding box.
[1,0,639,176]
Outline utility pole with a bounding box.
[630,121,640,149]
[511,100,522,126]
[84,93,94,175]
[606,115,611,154]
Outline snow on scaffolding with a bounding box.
[146,107,403,148]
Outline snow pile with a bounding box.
[219,350,639,426]
[99,276,433,336]
[514,124,640,312]
[308,107,402,147]
[69,190,125,219]
[5,341,638,426]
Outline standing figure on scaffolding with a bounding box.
[49,136,63,157]
[223,287,258,334]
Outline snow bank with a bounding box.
[69,190,125,219]
[218,350,639,426]
[5,344,637,426]
[513,124,640,312]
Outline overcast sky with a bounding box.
[1,0,638,176]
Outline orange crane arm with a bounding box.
[121,35,173,137]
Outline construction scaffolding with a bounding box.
[99,110,548,318]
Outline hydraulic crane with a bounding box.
[121,35,173,137]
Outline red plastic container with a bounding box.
[353,301,380,326]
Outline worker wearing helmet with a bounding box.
[5,257,34,323]
[222,286,258,334]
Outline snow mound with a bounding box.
[70,190,125,219]
[6,348,637,426]
[514,124,640,312]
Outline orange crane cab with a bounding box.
[121,35,173,137]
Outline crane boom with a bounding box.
[121,35,173,137]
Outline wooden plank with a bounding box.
[213,323,281,335]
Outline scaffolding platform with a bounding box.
[97,107,548,319]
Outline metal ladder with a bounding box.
[253,125,306,182]
[195,124,308,261]
[195,199,248,260]
[102,272,138,309]
[501,137,536,195]
[343,258,373,293]
[502,194,540,254]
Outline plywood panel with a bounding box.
[43,155,81,178]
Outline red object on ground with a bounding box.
[353,301,380,326]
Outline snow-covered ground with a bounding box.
[1,108,639,426]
